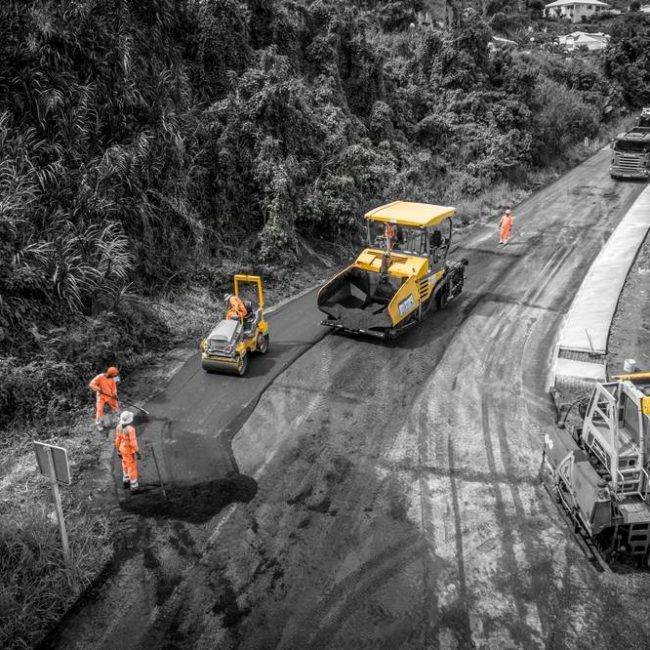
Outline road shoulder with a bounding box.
[551,185,650,389]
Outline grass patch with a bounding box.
[0,504,111,649]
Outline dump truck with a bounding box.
[546,372,650,566]
[610,109,650,180]
[317,201,467,339]
[199,275,269,375]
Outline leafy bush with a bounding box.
[533,79,600,163]
[0,505,110,649]
[0,302,168,431]
[603,14,650,107]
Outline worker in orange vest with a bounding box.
[89,366,120,430]
[385,223,397,250]
[225,293,248,321]
[115,411,140,492]
[499,209,514,245]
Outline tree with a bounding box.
[603,14,650,107]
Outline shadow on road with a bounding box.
[120,473,258,523]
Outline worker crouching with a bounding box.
[115,411,141,493]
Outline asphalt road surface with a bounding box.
[49,150,649,649]
[135,288,326,488]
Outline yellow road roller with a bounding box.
[200,275,269,375]
[317,201,467,339]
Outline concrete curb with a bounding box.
[550,185,650,389]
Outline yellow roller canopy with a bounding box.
[365,201,456,228]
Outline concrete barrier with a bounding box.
[551,185,650,389]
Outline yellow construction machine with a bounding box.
[200,275,269,375]
[317,201,468,339]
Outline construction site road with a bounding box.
[49,151,649,650]
[132,288,326,490]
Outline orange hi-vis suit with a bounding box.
[89,369,119,424]
[115,423,139,487]
[499,212,514,244]
[385,223,396,249]
[226,295,248,321]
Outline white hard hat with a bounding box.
[120,411,134,425]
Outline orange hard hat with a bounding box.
[106,366,119,377]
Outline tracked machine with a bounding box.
[546,372,650,566]
[317,201,468,339]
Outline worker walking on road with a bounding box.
[89,366,120,431]
[225,293,248,321]
[115,411,140,492]
[499,208,514,245]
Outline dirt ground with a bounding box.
[607,228,650,375]
[42,150,650,649]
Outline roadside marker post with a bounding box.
[33,441,72,567]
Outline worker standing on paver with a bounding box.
[499,208,514,245]
[225,293,248,321]
[384,223,397,251]
[89,366,120,431]
[114,411,140,492]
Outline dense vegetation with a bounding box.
[1,0,648,429]
[0,504,109,649]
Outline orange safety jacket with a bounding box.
[499,214,513,234]
[89,373,118,401]
[115,424,139,456]
[226,295,248,320]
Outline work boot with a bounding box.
[122,478,130,489]
[129,482,141,494]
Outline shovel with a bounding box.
[96,389,150,420]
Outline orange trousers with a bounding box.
[120,453,138,484]
[500,224,512,243]
[96,394,118,422]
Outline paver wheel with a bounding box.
[436,288,448,310]
[236,353,248,376]
[257,332,270,354]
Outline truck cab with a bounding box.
[610,111,650,180]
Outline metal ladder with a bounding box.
[624,521,650,560]
[616,466,649,501]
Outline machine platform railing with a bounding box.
[641,467,650,502]
[615,467,650,501]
